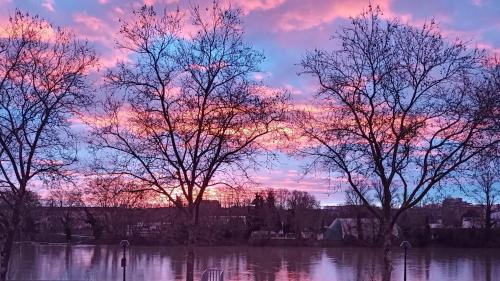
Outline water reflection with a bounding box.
[8,244,500,281]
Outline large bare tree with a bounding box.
[299,7,499,281]
[89,3,287,280]
[0,11,96,280]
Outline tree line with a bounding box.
[0,2,498,281]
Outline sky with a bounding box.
[0,0,499,205]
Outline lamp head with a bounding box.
[400,240,411,249]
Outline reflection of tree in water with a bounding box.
[189,247,318,281]
[282,248,322,281]
[246,247,283,281]
[324,248,381,281]
[194,247,246,281]
[64,244,72,280]
[485,254,492,281]
[410,249,432,281]
[470,250,494,281]
[89,245,101,280]
[10,245,500,280]
[169,248,185,280]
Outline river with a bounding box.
[7,243,500,281]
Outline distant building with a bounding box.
[441,197,477,228]
[200,200,221,211]
[492,210,500,225]
[461,210,482,229]
[442,197,471,208]
[322,205,340,210]
[462,217,483,229]
[126,222,162,237]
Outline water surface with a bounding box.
[8,243,500,281]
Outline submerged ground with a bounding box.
[8,243,500,281]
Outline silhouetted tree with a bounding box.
[84,208,104,240]
[47,186,84,243]
[461,151,500,240]
[286,190,320,237]
[85,176,154,208]
[275,188,291,209]
[248,192,266,233]
[89,3,287,280]
[0,11,96,280]
[299,6,498,281]
[60,212,72,243]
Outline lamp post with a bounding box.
[400,240,411,281]
[120,240,130,281]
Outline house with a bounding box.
[428,219,444,229]
[491,210,500,227]
[323,218,399,242]
[462,217,483,228]
[126,222,163,237]
[461,210,482,229]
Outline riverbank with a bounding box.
[22,230,500,249]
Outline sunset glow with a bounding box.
[1,0,499,205]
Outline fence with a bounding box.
[200,268,224,281]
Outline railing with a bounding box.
[201,268,224,281]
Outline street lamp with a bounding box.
[400,240,411,281]
[120,240,130,281]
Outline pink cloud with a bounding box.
[113,6,125,14]
[276,0,393,32]
[41,0,55,12]
[143,0,179,5]
[471,0,483,7]
[234,0,286,14]
[479,44,500,56]
[73,13,105,31]
[70,10,129,68]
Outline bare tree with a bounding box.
[286,190,320,237]
[89,3,287,280]
[215,185,253,208]
[275,188,291,209]
[84,175,158,238]
[460,150,500,240]
[46,186,84,243]
[298,6,498,281]
[84,176,154,208]
[345,185,370,206]
[0,11,96,280]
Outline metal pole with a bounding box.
[120,240,129,281]
[122,245,126,281]
[403,247,407,281]
[400,240,411,281]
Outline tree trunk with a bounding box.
[382,222,393,281]
[186,241,195,281]
[185,205,199,281]
[485,204,492,242]
[185,223,195,281]
[356,213,364,242]
[0,207,21,281]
